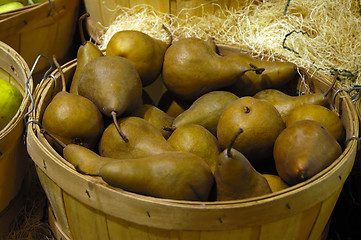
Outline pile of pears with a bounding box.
[41,17,345,202]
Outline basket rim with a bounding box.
[0,41,33,139]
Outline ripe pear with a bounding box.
[0,78,23,130]
[99,116,175,159]
[157,90,192,118]
[99,151,214,201]
[253,74,337,123]
[220,50,297,96]
[285,104,344,141]
[42,91,105,152]
[162,37,264,100]
[78,56,142,117]
[106,27,171,86]
[132,104,174,138]
[42,56,104,152]
[217,96,285,166]
[263,174,289,192]
[0,2,24,13]
[274,120,342,186]
[214,128,272,201]
[69,13,103,95]
[170,91,239,135]
[167,124,221,172]
[63,144,114,176]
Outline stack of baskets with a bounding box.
[0,41,33,237]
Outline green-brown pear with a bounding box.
[219,49,297,96]
[99,151,214,201]
[253,88,330,122]
[214,128,272,201]
[69,13,103,95]
[162,37,264,100]
[98,116,175,159]
[106,27,171,86]
[132,104,174,138]
[78,56,143,118]
[274,120,342,186]
[167,124,221,172]
[63,144,114,176]
[157,90,193,118]
[285,104,344,141]
[170,91,239,135]
[217,96,285,166]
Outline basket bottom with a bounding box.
[49,205,70,240]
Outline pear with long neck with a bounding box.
[69,13,103,94]
[99,151,214,201]
[253,74,337,122]
[63,144,114,176]
[214,128,272,201]
[162,38,264,100]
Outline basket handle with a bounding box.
[24,54,54,133]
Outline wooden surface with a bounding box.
[0,0,80,76]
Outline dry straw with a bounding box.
[99,0,361,89]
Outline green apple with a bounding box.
[0,2,24,13]
[0,78,23,130]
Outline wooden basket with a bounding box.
[0,41,33,236]
[26,50,359,239]
[0,0,80,81]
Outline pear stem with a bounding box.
[323,71,338,97]
[52,55,66,92]
[162,126,176,132]
[248,63,266,75]
[162,24,173,46]
[226,128,244,158]
[111,111,129,143]
[79,13,90,46]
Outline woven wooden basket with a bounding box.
[0,41,33,236]
[26,48,359,239]
[0,0,80,80]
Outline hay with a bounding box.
[99,0,361,89]
[5,162,54,240]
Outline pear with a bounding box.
[0,78,22,130]
[42,56,104,152]
[78,56,142,117]
[69,13,103,95]
[0,2,24,13]
[220,49,297,96]
[167,124,221,172]
[132,104,174,138]
[214,128,272,201]
[253,89,330,122]
[285,104,344,141]
[170,91,239,135]
[63,144,114,176]
[162,37,264,100]
[99,151,214,201]
[217,96,285,166]
[263,174,289,192]
[77,55,143,142]
[98,116,175,159]
[274,120,342,186]
[106,26,171,86]
[157,90,192,118]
